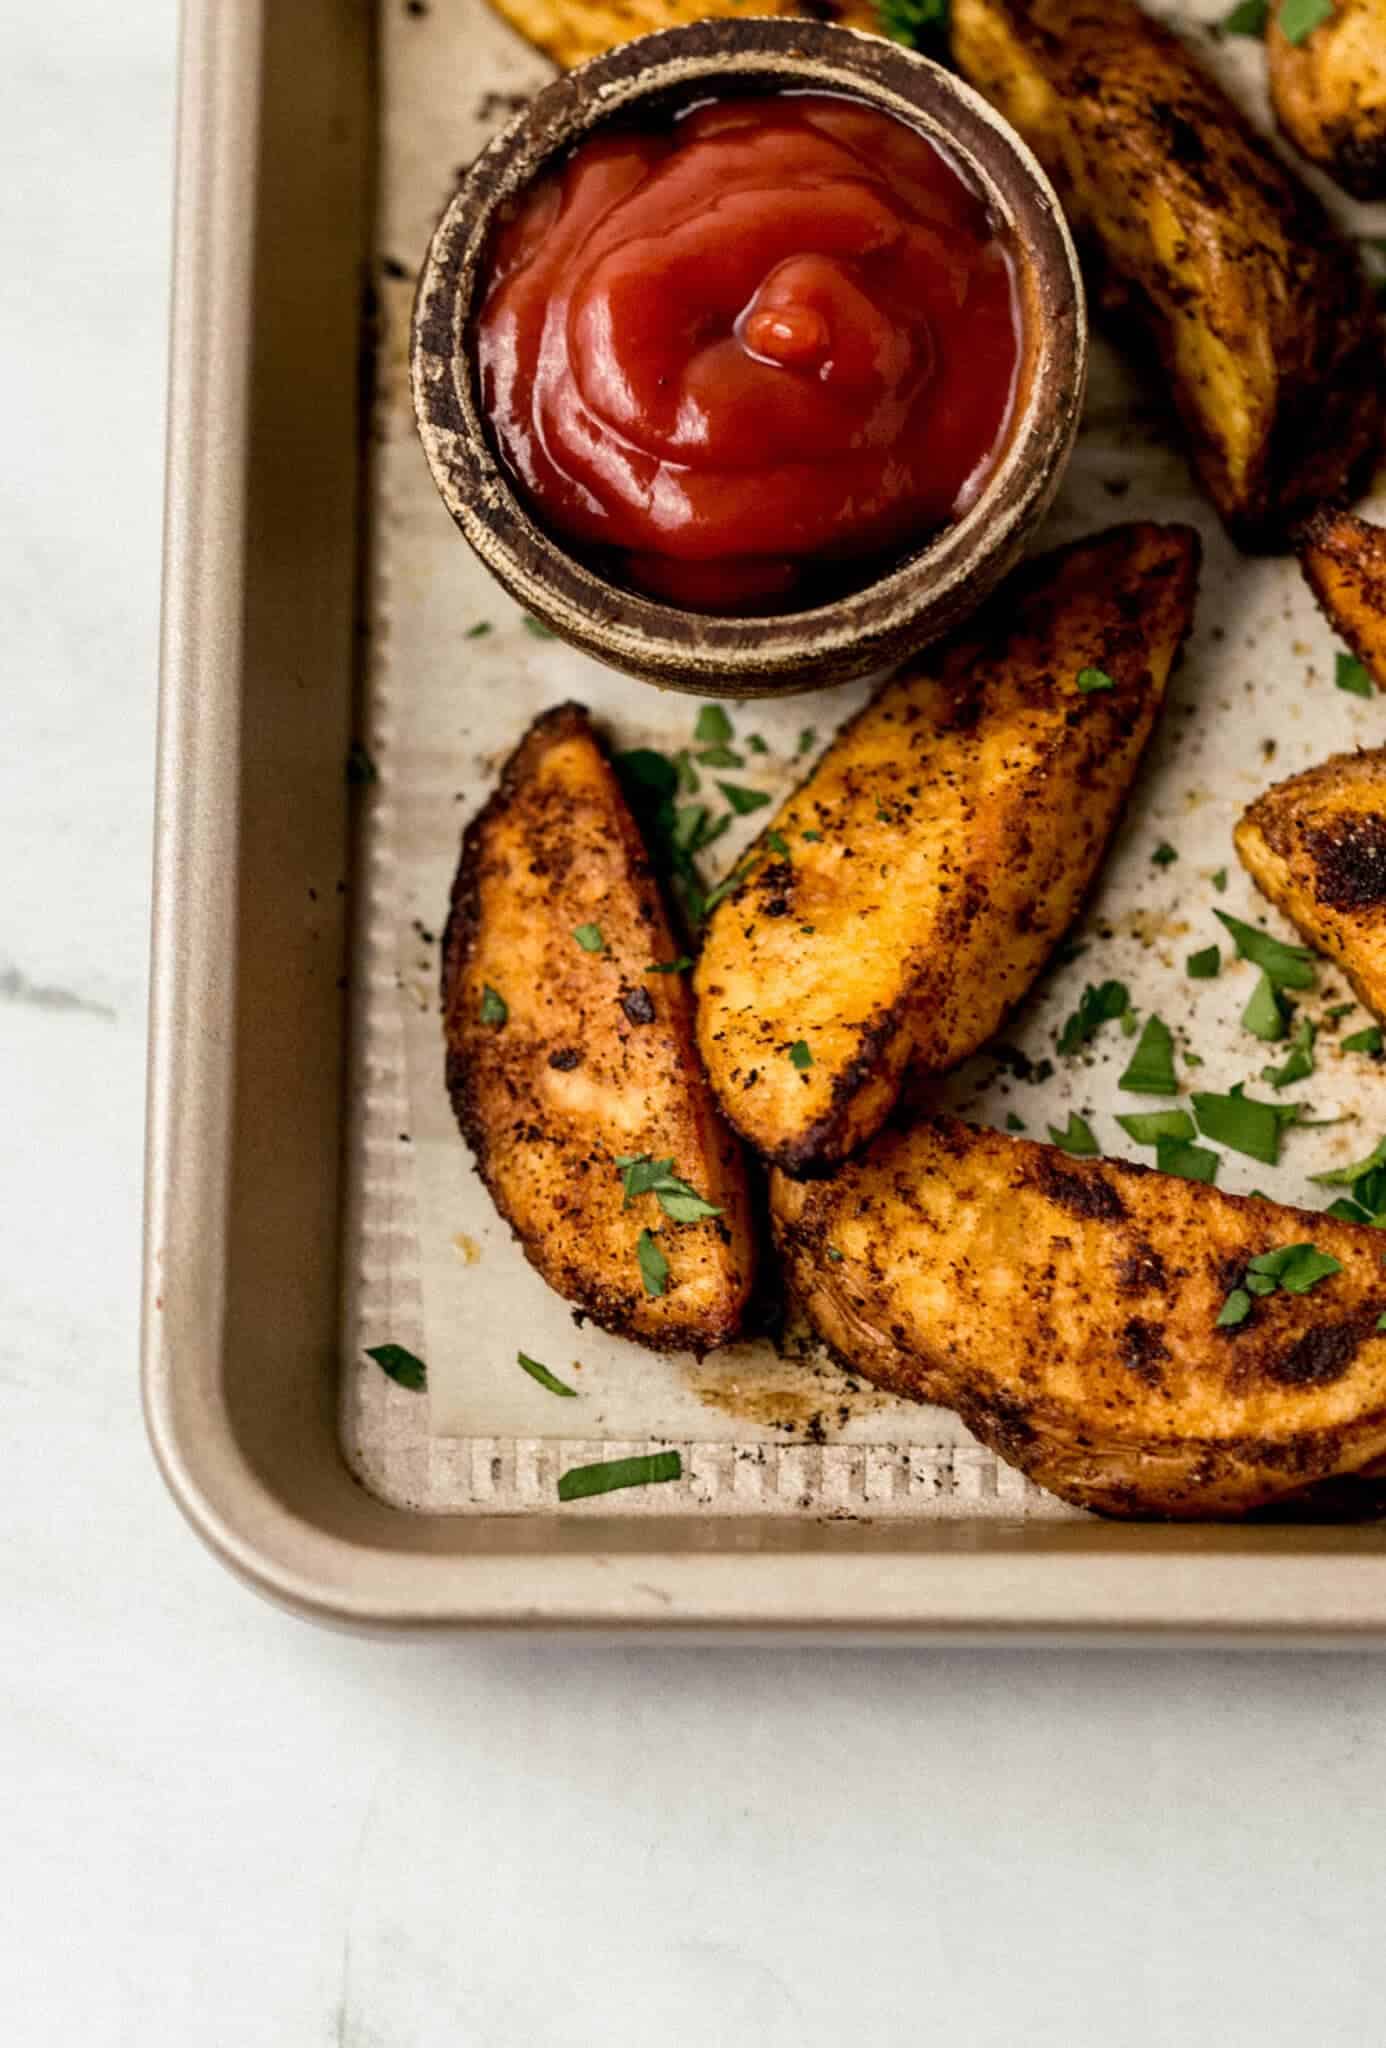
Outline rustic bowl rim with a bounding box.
[411,19,1088,696]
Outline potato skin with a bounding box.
[1296,508,1386,693]
[1269,0,1386,201]
[483,0,879,70]
[772,1117,1386,1518]
[1236,748,1386,1024]
[950,0,1384,547]
[442,702,754,1351]
[694,523,1199,1179]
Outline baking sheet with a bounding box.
[341,0,1386,1514]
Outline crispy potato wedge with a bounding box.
[483,0,879,71]
[1297,508,1386,692]
[694,523,1199,1178]
[1269,0,1386,201]
[950,0,1384,546]
[442,702,754,1351]
[1236,748,1386,1022]
[772,1116,1386,1517]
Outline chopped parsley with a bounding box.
[1157,1137,1219,1183]
[1336,653,1374,699]
[573,923,605,953]
[522,614,556,639]
[1117,1110,1195,1147]
[1217,1289,1253,1329]
[1214,910,1316,990]
[1247,1243,1342,1294]
[877,0,949,50]
[1119,1014,1178,1096]
[1326,1002,1357,1021]
[1343,1026,1384,1055]
[789,1040,814,1070]
[1311,1136,1386,1191]
[827,1246,845,1263]
[1218,0,1268,32]
[697,745,743,769]
[797,728,817,756]
[1242,971,1288,1043]
[465,620,493,639]
[1076,666,1116,694]
[479,984,507,1027]
[1193,1084,1296,1165]
[695,703,734,746]
[1262,1014,1316,1089]
[365,1343,426,1390]
[718,781,772,816]
[675,749,700,795]
[1280,0,1334,42]
[1187,946,1221,979]
[1212,869,1228,892]
[1151,841,1179,867]
[765,830,790,856]
[1057,979,1131,1056]
[746,733,768,756]
[1049,1111,1099,1156]
[616,1154,723,1223]
[646,956,693,975]
[636,1229,670,1298]
[802,829,823,842]
[517,1351,577,1397]
[558,1450,682,1502]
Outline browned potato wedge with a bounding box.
[1236,748,1386,1022]
[1297,507,1386,692]
[772,1116,1386,1518]
[483,0,880,71]
[694,523,1199,1178]
[442,701,755,1351]
[950,0,1384,546]
[1269,0,1386,201]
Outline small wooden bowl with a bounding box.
[412,19,1087,698]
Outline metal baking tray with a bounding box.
[143,0,1386,1638]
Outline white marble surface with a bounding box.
[6,3,1386,2042]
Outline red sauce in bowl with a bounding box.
[475,93,1023,613]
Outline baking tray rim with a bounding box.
[141,0,1386,1640]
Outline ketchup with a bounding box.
[476,94,1022,612]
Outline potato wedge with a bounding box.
[1236,748,1386,1022]
[483,0,880,71]
[442,701,754,1351]
[1297,508,1386,692]
[950,0,1384,546]
[694,523,1199,1178]
[772,1116,1386,1517]
[1269,0,1386,201]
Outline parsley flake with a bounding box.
[1344,1026,1384,1055]
[877,0,948,50]
[479,984,507,1027]
[1218,0,1268,31]
[1193,1085,1295,1165]
[1151,841,1179,867]
[695,704,734,747]
[1336,652,1374,699]
[698,745,744,769]
[1117,1110,1195,1147]
[1158,1137,1219,1183]
[646,956,693,975]
[765,830,790,856]
[522,614,556,639]
[1214,910,1316,990]
[558,1450,682,1502]
[465,620,493,639]
[1212,869,1229,892]
[1119,1014,1178,1096]
[802,829,823,842]
[1057,979,1131,1057]
[797,729,817,757]
[366,1343,426,1390]
[1076,666,1116,694]
[573,923,605,953]
[789,1040,814,1070]
[1005,1112,1026,1132]
[1262,1014,1316,1089]
[517,1351,577,1397]
[718,782,772,817]
[1049,1112,1099,1156]
[1280,0,1334,42]
[636,1229,670,1297]
[1243,971,1289,1043]
[1217,1289,1252,1330]
[746,734,769,756]
[1187,946,1221,979]
[617,1154,723,1224]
